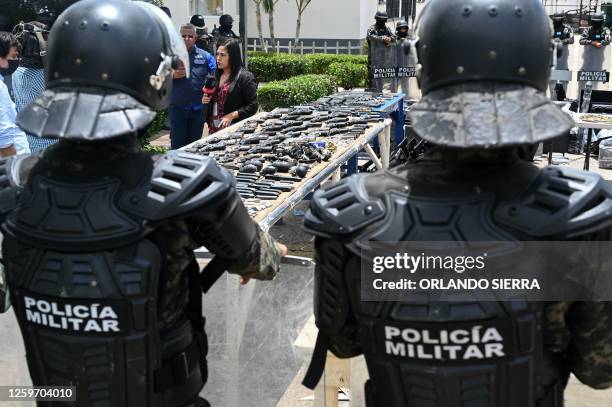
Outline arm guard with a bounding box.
[142,151,279,279]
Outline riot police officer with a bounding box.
[303,0,612,405]
[392,19,411,95]
[395,19,409,39]
[549,12,574,100]
[367,11,395,92]
[580,13,611,46]
[0,1,284,406]
[212,14,239,41]
[579,13,610,92]
[190,14,214,54]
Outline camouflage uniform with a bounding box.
[545,301,612,389]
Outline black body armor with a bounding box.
[0,150,256,406]
[303,157,612,406]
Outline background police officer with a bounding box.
[549,12,574,100]
[367,11,395,92]
[579,13,611,92]
[0,1,285,406]
[190,14,214,54]
[212,14,240,41]
[302,0,612,405]
[580,13,611,46]
[392,19,411,95]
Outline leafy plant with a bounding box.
[327,62,367,89]
[249,54,308,82]
[258,74,337,110]
[141,109,168,148]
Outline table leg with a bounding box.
[584,128,593,171]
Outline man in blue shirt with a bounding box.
[170,23,216,149]
[0,32,30,157]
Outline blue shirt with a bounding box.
[171,46,216,108]
[0,73,30,154]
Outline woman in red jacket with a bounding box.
[202,39,259,134]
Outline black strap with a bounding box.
[199,256,230,293]
[301,331,329,390]
[154,336,205,392]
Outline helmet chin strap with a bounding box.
[150,52,180,90]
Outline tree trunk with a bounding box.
[295,15,301,46]
[269,12,275,41]
[255,1,267,52]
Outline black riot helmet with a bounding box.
[416,0,553,94]
[408,0,572,147]
[191,14,205,29]
[17,0,189,141]
[220,14,234,27]
[396,19,409,38]
[37,6,56,28]
[551,12,565,22]
[591,13,605,29]
[375,11,388,26]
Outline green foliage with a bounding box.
[248,53,367,82]
[142,144,169,154]
[249,54,308,82]
[258,74,337,111]
[141,109,168,148]
[327,62,367,89]
[303,54,367,74]
[248,51,277,58]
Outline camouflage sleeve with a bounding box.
[226,227,282,280]
[547,301,612,389]
[580,29,591,44]
[367,26,390,43]
[565,26,575,44]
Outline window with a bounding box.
[386,0,417,21]
[190,0,224,16]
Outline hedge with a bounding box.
[249,54,307,82]
[303,54,367,74]
[258,74,337,111]
[248,53,368,82]
[328,62,367,89]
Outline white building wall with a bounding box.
[162,0,238,31]
[247,0,364,40]
[360,1,381,38]
[163,0,378,41]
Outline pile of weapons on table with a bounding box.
[184,92,388,215]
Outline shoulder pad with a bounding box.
[496,166,612,238]
[304,174,386,238]
[141,151,233,220]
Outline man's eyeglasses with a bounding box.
[182,34,195,39]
